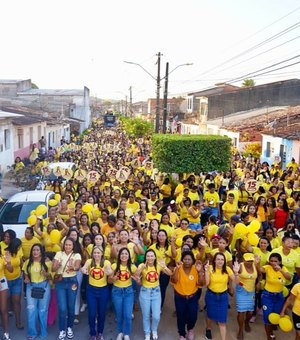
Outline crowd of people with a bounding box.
[1,119,300,340]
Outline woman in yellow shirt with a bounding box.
[187,200,202,232]
[234,253,258,340]
[81,246,113,340]
[23,243,51,340]
[255,196,268,229]
[204,252,235,340]
[0,243,13,340]
[1,235,24,330]
[259,252,291,340]
[160,178,172,205]
[135,249,173,340]
[109,247,137,340]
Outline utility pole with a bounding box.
[125,96,128,117]
[129,86,133,117]
[162,62,169,133]
[155,52,161,133]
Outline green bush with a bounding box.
[152,134,231,173]
[119,116,153,138]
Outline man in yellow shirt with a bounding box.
[222,193,239,222]
[203,183,220,218]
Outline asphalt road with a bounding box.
[6,285,292,340]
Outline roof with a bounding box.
[18,89,84,96]
[11,115,45,125]
[221,105,300,140]
[6,190,54,203]
[0,79,25,84]
[188,84,239,97]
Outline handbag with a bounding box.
[31,286,46,299]
[54,252,73,284]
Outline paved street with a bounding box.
[6,286,290,340]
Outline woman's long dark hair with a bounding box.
[156,229,169,250]
[5,238,21,256]
[144,249,157,271]
[212,252,227,274]
[66,228,82,255]
[115,247,133,275]
[26,243,48,282]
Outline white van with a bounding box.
[0,190,55,238]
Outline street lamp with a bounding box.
[162,63,193,133]
[124,56,192,133]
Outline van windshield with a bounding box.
[0,202,45,224]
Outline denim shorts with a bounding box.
[8,276,22,295]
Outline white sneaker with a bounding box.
[67,327,74,339]
[124,336,130,340]
[116,333,123,340]
[80,303,87,312]
[58,331,66,340]
[3,334,11,340]
[152,331,158,340]
[145,334,150,340]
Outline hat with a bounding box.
[211,233,221,240]
[243,253,254,261]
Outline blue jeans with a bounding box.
[174,292,198,337]
[139,286,161,336]
[159,272,170,308]
[87,284,109,336]
[112,285,134,336]
[189,222,202,231]
[26,281,50,338]
[55,276,78,331]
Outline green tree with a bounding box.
[119,117,153,138]
[31,82,39,89]
[152,134,231,173]
[242,79,255,87]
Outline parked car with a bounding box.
[36,161,76,190]
[0,190,55,238]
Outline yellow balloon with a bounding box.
[249,220,261,233]
[234,223,247,235]
[48,199,58,207]
[36,204,47,216]
[279,317,293,332]
[268,313,280,325]
[30,210,36,215]
[248,233,259,246]
[54,194,61,202]
[283,286,289,298]
[284,315,291,320]
[27,215,37,226]
[82,203,93,213]
[50,230,61,244]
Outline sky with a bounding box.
[1,0,300,102]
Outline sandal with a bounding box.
[16,324,24,330]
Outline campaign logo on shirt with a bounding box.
[118,270,130,281]
[90,267,104,280]
[146,271,158,283]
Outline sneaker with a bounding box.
[67,327,74,339]
[152,331,158,340]
[116,333,123,340]
[205,329,212,340]
[58,331,66,340]
[3,334,11,340]
[90,337,96,340]
[179,337,186,340]
[144,335,150,340]
[124,336,130,340]
[96,334,104,340]
[73,318,80,325]
[187,329,195,340]
[80,303,87,312]
[250,315,256,323]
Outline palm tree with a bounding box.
[242,79,255,87]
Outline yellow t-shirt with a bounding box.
[149,244,174,265]
[203,191,220,208]
[172,228,190,242]
[238,263,257,292]
[263,264,288,293]
[222,201,238,221]
[207,224,219,240]
[207,265,233,293]
[139,264,162,288]
[159,224,174,238]
[4,249,23,280]
[291,283,300,316]
[126,201,140,214]
[86,259,110,287]
[53,251,81,278]
[22,260,51,283]
[21,237,41,260]
[111,263,137,288]
[41,231,63,251]
[270,247,300,285]
[253,247,269,266]
[146,212,162,221]
[187,207,201,224]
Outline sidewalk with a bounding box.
[0,172,21,200]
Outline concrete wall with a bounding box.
[0,80,31,98]
[208,79,300,120]
[0,120,14,172]
[291,140,300,163]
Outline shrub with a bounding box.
[152,134,231,173]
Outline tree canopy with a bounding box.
[119,116,153,138]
